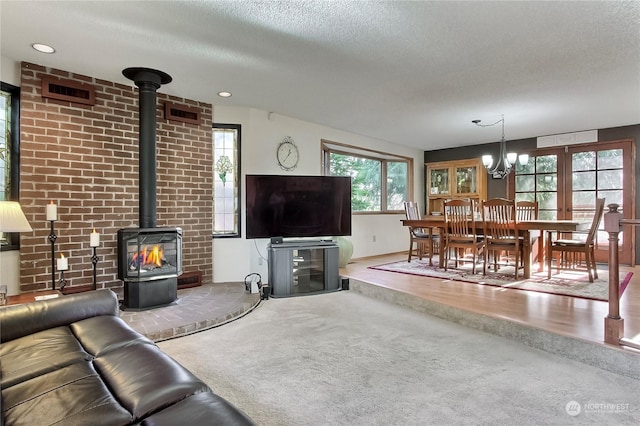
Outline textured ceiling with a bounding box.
[1,1,639,150]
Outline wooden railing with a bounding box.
[603,203,640,349]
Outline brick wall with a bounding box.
[18,62,213,294]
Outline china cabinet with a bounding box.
[425,158,487,215]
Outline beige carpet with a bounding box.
[158,291,640,425]
[369,258,632,301]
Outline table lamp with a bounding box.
[0,201,33,242]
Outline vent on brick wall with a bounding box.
[165,102,201,125]
[41,76,96,105]
[177,271,203,289]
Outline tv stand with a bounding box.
[268,241,340,297]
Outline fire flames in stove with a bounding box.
[117,227,182,282]
[129,245,166,270]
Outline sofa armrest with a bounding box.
[0,289,119,342]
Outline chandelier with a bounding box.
[473,114,528,179]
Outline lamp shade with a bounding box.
[518,153,530,165]
[0,201,33,232]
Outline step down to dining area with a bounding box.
[347,276,640,380]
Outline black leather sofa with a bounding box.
[0,289,254,425]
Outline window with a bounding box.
[213,124,240,237]
[514,154,559,220]
[1,82,21,250]
[322,140,412,213]
[0,90,10,200]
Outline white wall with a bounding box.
[1,55,20,85]
[0,251,21,296]
[212,106,424,283]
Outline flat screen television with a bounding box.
[246,174,352,239]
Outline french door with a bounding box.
[509,139,635,265]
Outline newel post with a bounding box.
[603,203,623,345]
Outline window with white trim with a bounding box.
[213,124,240,237]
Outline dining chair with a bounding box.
[516,200,538,221]
[442,199,484,274]
[547,198,605,282]
[404,201,438,265]
[482,198,521,278]
[516,200,539,266]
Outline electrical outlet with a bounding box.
[258,257,263,266]
[372,235,376,243]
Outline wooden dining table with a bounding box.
[401,217,581,279]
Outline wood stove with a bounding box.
[118,227,182,310]
[118,67,183,310]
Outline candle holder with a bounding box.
[58,270,67,293]
[48,220,57,290]
[91,247,99,290]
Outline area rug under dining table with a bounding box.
[369,257,633,301]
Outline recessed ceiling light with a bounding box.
[217,91,232,98]
[32,43,55,54]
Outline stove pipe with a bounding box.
[122,67,172,229]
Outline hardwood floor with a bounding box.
[340,252,640,351]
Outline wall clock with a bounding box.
[276,136,299,171]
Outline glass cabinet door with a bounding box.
[429,168,449,195]
[426,158,486,219]
[455,165,477,194]
[292,248,326,294]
